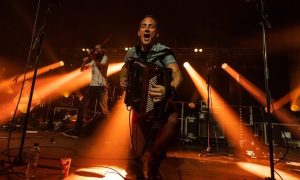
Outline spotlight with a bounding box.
[59,61,64,66]
[291,96,300,112]
[194,48,203,53]
[183,62,190,68]
[291,104,299,111]
[221,63,228,69]
[63,91,70,98]
[82,48,86,52]
[125,47,129,51]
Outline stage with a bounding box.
[1,116,300,180]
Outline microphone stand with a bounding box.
[14,27,44,165]
[258,0,275,179]
[200,65,213,156]
[14,2,53,166]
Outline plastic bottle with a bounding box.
[26,143,40,179]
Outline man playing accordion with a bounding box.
[120,15,183,180]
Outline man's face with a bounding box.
[95,45,103,54]
[138,17,159,47]
[94,45,104,57]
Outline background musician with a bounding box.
[63,44,109,139]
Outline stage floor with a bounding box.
[1,120,300,180]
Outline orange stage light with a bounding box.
[35,68,82,100]
[271,86,300,111]
[17,60,64,81]
[291,96,300,112]
[0,61,64,93]
[57,62,124,96]
[222,63,267,106]
[67,166,127,180]
[107,62,125,76]
[87,93,130,158]
[222,63,300,138]
[0,62,66,123]
[0,62,124,127]
[66,94,130,179]
[184,62,259,150]
[237,162,299,180]
[290,85,300,112]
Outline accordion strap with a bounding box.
[134,45,175,68]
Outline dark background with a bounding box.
[0,0,299,105]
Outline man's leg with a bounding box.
[97,87,110,115]
[82,87,93,120]
[147,112,179,179]
[74,101,85,133]
[130,111,151,179]
[63,87,91,138]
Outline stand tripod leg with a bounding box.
[200,119,212,156]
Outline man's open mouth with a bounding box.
[144,34,150,38]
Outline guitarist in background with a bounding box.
[63,44,109,139]
[120,15,183,180]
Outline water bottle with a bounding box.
[26,143,40,179]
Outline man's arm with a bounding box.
[167,62,183,89]
[93,55,108,76]
[120,64,127,90]
[149,62,183,102]
[81,57,90,71]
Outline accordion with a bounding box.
[124,59,172,119]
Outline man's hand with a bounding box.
[83,57,89,62]
[149,84,166,103]
[81,57,90,71]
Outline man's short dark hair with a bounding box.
[94,44,106,50]
[141,14,159,30]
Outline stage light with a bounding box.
[221,63,228,69]
[237,162,299,180]
[0,61,65,93]
[272,86,300,111]
[184,63,260,150]
[63,91,70,98]
[82,48,86,52]
[0,62,124,126]
[59,61,64,66]
[183,62,190,68]
[194,48,203,53]
[66,94,131,179]
[107,62,124,76]
[291,96,300,112]
[39,63,124,101]
[291,104,299,111]
[125,47,129,51]
[69,166,127,180]
[222,63,300,139]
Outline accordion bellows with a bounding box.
[124,59,172,119]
